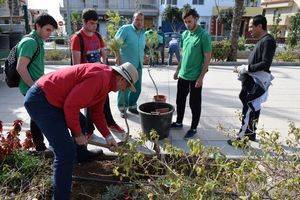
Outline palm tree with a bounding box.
[227,0,244,61]
[71,11,81,33]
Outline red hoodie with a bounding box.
[37,63,117,137]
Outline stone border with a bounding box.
[45,60,300,66]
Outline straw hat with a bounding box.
[111,62,138,92]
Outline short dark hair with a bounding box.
[133,11,144,19]
[82,8,98,21]
[34,13,58,30]
[182,8,199,19]
[252,15,267,30]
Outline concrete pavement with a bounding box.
[0,64,299,157]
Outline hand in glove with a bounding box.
[234,64,248,74]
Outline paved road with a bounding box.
[0,64,299,157]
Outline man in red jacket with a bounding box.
[24,62,138,200]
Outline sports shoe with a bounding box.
[184,129,197,140]
[128,108,139,114]
[170,122,183,128]
[227,133,256,147]
[108,124,125,134]
[77,145,103,163]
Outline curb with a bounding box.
[45,60,300,67]
[210,61,300,66]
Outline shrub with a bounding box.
[212,40,231,61]
[276,51,296,62]
[238,36,246,51]
[112,122,300,199]
[45,50,66,61]
[0,151,52,198]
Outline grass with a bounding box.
[0,151,52,199]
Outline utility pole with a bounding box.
[66,0,72,35]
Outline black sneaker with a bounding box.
[128,108,139,114]
[184,129,197,140]
[170,122,183,128]
[227,133,256,147]
[77,146,103,163]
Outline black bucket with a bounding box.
[138,102,174,140]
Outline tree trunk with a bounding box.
[227,0,244,61]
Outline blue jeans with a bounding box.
[24,85,77,200]
[168,46,180,65]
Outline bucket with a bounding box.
[138,102,174,140]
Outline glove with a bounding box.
[236,64,248,74]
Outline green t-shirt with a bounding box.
[17,30,45,95]
[179,26,212,81]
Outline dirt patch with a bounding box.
[71,155,121,199]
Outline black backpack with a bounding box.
[4,35,40,88]
[70,31,104,65]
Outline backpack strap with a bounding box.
[20,35,40,69]
[76,32,85,63]
[27,35,40,66]
[95,32,103,43]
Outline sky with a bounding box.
[28,0,63,21]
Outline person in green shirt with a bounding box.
[171,8,212,140]
[157,26,165,65]
[115,12,146,117]
[16,13,58,151]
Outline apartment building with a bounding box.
[210,1,263,38]
[158,0,235,32]
[0,0,27,32]
[60,0,159,36]
[262,0,300,37]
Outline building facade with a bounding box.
[158,0,235,32]
[0,0,27,32]
[210,1,263,40]
[60,0,159,36]
[262,0,300,37]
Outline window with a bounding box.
[93,0,98,8]
[193,0,204,5]
[161,0,165,5]
[166,0,177,5]
[200,21,206,29]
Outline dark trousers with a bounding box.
[239,74,265,136]
[23,93,46,151]
[175,78,202,130]
[24,85,97,199]
[25,85,75,199]
[85,95,115,133]
[168,46,180,65]
[158,44,164,64]
[30,120,46,151]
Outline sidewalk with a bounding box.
[1,64,299,158]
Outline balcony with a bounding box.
[61,0,158,16]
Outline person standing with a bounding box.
[228,15,276,145]
[70,8,125,134]
[157,26,165,65]
[24,62,138,199]
[171,8,212,140]
[16,13,58,152]
[168,37,180,66]
[115,12,146,117]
